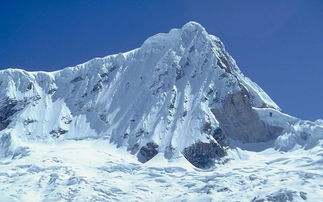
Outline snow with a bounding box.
[0,139,322,201]
[0,21,322,201]
[0,21,281,152]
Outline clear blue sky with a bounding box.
[1,0,322,120]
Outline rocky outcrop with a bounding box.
[202,123,228,147]
[0,133,12,158]
[0,99,20,131]
[183,141,226,169]
[212,86,284,143]
[137,142,159,163]
[0,97,31,131]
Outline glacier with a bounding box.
[0,21,322,201]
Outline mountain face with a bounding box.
[0,22,321,170]
[1,22,323,201]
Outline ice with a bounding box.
[0,21,322,201]
[0,137,322,201]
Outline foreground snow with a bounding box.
[0,139,322,202]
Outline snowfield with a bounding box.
[0,22,322,201]
[0,138,322,201]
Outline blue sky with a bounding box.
[0,0,322,120]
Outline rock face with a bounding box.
[0,22,297,168]
[212,86,284,143]
[183,141,226,169]
[0,133,12,158]
[0,98,28,131]
[137,142,159,163]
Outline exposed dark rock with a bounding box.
[137,142,159,163]
[300,132,311,141]
[92,82,103,92]
[130,143,140,154]
[0,98,28,131]
[157,71,168,81]
[0,99,18,130]
[212,127,228,147]
[50,128,68,138]
[48,88,57,95]
[135,128,148,138]
[0,133,12,158]
[216,51,238,74]
[176,66,185,80]
[183,141,226,169]
[64,120,72,125]
[219,72,229,79]
[58,128,68,134]
[70,76,84,83]
[203,58,208,65]
[189,45,195,53]
[125,82,130,89]
[191,69,197,78]
[201,123,228,148]
[26,83,33,90]
[49,130,59,138]
[217,55,232,73]
[164,145,175,159]
[100,72,109,78]
[23,119,37,126]
[33,95,41,101]
[217,59,226,70]
[108,65,118,73]
[61,117,72,125]
[211,86,283,143]
[202,122,212,134]
[299,191,307,200]
[99,114,109,124]
[251,198,265,202]
[217,187,231,192]
[123,133,129,139]
[169,89,177,110]
[207,88,214,96]
[48,173,59,185]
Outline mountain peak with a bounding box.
[181,21,206,34]
[1,19,322,202]
[141,21,210,52]
[0,21,303,170]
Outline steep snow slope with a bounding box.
[0,22,322,201]
[0,22,297,167]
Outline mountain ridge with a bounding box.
[0,21,323,202]
[0,21,321,169]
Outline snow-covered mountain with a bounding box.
[0,22,322,201]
